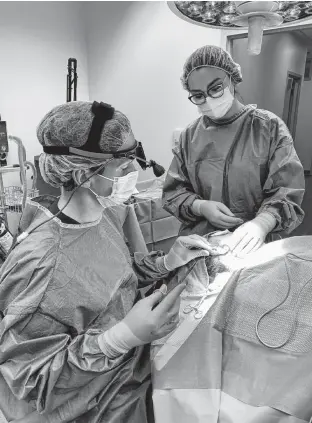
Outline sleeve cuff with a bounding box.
[254,211,277,234]
[257,206,281,229]
[98,322,143,359]
[155,256,170,273]
[192,199,205,216]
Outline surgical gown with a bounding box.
[163,105,305,237]
[0,195,170,423]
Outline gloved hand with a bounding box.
[98,284,185,357]
[192,200,243,229]
[228,212,277,257]
[163,234,214,271]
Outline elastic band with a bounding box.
[186,65,235,86]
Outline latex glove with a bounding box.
[228,212,277,257]
[99,284,185,357]
[163,234,214,271]
[192,200,243,229]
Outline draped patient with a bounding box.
[151,232,312,423]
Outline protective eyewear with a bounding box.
[188,76,227,105]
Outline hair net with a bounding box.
[181,45,243,90]
[37,101,134,190]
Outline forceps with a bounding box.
[183,294,208,319]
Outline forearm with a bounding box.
[163,190,202,224]
[258,198,304,234]
[15,323,147,423]
[0,327,128,414]
[132,251,171,286]
[98,321,143,358]
[254,210,277,234]
[192,199,206,216]
[261,130,305,234]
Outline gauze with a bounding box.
[197,86,234,119]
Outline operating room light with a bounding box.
[168,1,312,55]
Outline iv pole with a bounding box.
[0,115,8,167]
[67,58,78,102]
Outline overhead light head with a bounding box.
[169,1,312,55]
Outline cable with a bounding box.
[10,161,112,252]
[255,253,312,349]
[255,269,292,349]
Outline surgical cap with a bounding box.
[37,101,134,190]
[181,45,243,90]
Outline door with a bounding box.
[283,72,302,140]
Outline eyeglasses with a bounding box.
[188,76,227,105]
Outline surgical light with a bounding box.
[168,1,312,55]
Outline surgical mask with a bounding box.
[91,170,139,207]
[197,87,234,119]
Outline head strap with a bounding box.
[80,101,114,153]
[43,101,115,156]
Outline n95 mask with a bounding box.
[197,87,234,120]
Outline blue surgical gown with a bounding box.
[0,195,170,422]
[163,106,305,237]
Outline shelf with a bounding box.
[0,166,20,174]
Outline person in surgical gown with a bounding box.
[163,45,305,257]
[0,101,213,423]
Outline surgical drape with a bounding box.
[151,236,312,422]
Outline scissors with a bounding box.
[183,294,208,319]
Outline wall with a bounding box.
[3,2,311,183]
[232,31,307,118]
[296,78,312,170]
[84,1,222,179]
[0,1,89,187]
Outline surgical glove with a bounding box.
[98,284,185,357]
[163,234,214,271]
[229,212,277,257]
[192,199,243,229]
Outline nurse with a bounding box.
[163,45,305,256]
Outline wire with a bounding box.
[11,161,112,251]
[255,253,312,349]
[255,268,292,349]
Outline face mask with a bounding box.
[197,87,234,120]
[109,171,139,203]
[91,170,139,207]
